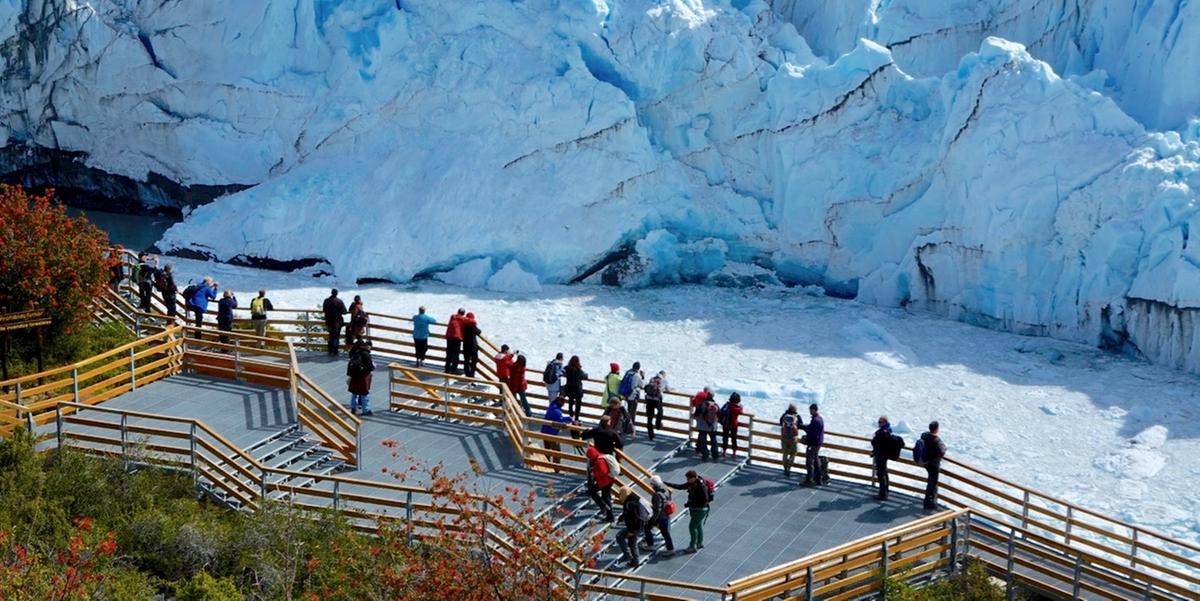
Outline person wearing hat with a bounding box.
[614,485,649,567]
[493,344,513,380]
[645,476,675,555]
[604,362,622,403]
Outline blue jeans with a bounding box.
[350,393,370,413]
[517,390,531,417]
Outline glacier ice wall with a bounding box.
[2,0,1200,373]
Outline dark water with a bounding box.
[65,207,176,252]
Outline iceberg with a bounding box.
[1,1,1199,372]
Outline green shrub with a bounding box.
[175,572,244,601]
[881,558,1017,600]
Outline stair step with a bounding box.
[246,431,306,463]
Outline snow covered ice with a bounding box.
[4,1,1200,373]
[165,257,1200,549]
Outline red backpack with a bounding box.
[703,477,715,502]
[703,400,719,426]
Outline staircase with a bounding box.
[199,426,350,509]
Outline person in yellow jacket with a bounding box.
[249,289,275,345]
[604,362,622,402]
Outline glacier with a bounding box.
[2,0,1200,372]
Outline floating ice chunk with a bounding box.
[486,261,543,294]
[840,318,918,369]
[435,258,494,288]
[1093,426,1170,479]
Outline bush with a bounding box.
[175,572,245,601]
[881,558,1017,600]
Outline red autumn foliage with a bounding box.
[0,516,118,600]
[0,185,114,335]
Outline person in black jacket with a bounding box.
[562,356,587,421]
[136,253,158,312]
[667,470,710,553]
[581,421,624,454]
[614,486,647,567]
[322,289,348,356]
[461,312,481,377]
[644,476,675,556]
[921,421,948,510]
[870,416,895,501]
[156,263,178,318]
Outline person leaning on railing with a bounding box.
[249,289,274,342]
[778,404,803,478]
[411,306,436,367]
[217,290,237,345]
[155,264,178,318]
[539,395,575,465]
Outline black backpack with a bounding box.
[889,434,906,460]
[543,361,557,384]
[348,350,374,377]
[182,283,200,305]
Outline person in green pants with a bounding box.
[667,470,712,553]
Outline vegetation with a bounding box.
[881,558,1020,600]
[0,320,135,379]
[0,429,589,600]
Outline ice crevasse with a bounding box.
[1,1,1200,372]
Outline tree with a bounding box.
[0,185,114,335]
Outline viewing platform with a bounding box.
[4,280,1198,600]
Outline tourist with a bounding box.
[778,404,802,478]
[540,395,574,465]
[322,289,347,356]
[216,289,237,344]
[667,470,711,553]
[642,370,669,440]
[155,263,178,318]
[802,403,825,486]
[689,387,714,452]
[411,306,436,367]
[187,277,218,335]
[345,295,362,347]
[620,362,644,426]
[604,362,622,402]
[543,353,565,404]
[920,421,947,510]
[444,308,465,374]
[508,353,530,416]
[346,339,375,416]
[585,446,616,522]
[719,392,744,458]
[562,355,587,421]
[603,397,634,438]
[871,416,898,501]
[136,252,158,312]
[694,391,720,461]
[614,485,648,567]
[461,312,480,377]
[493,344,514,381]
[645,476,675,556]
[249,289,274,342]
[107,245,126,294]
[581,419,624,454]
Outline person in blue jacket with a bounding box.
[217,289,238,344]
[539,395,575,465]
[187,277,219,335]
[411,306,437,367]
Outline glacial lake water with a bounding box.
[66,206,176,252]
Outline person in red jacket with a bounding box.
[690,387,714,454]
[586,446,616,522]
[444,308,465,375]
[508,353,530,416]
[720,392,745,458]
[494,344,513,381]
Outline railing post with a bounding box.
[804,566,813,601]
[13,382,20,407]
[405,491,414,545]
[120,413,129,466]
[134,313,142,337]
[1065,506,1074,545]
[55,406,63,449]
[443,377,450,420]
[260,466,268,501]
[1005,528,1016,601]
[638,580,646,600]
[1071,554,1082,599]
[1142,577,1153,601]
[72,367,79,402]
[881,540,889,579]
[1020,491,1030,530]
[745,415,754,465]
[189,423,197,484]
[129,347,137,389]
[234,339,242,381]
[333,480,340,511]
[355,427,363,467]
[25,410,34,434]
[1130,529,1139,567]
[949,517,959,573]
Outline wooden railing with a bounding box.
[50,400,579,590]
[0,327,184,436]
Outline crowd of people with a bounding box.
[106,262,951,567]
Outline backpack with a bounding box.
[889,434,905,460]
[348,350,375,377]
[913,438,927,466]
[618,371,636,398]
[703,400,719,426]
[182,284,200,306]
[602,454,621,477]
[154,269,168,291]
[718,402,732,427]
[635,498,651,525]
[703,477,716,502]
[644,377,661,399]
[663,490,677,517]
[542,361,557,384]
[780,413,799,439]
